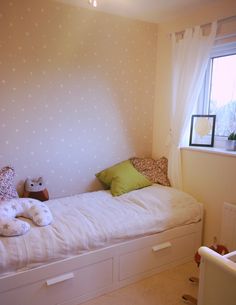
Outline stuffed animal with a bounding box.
[23,177,49,201]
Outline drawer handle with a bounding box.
[46,272,74,286]
[152,242,172,252]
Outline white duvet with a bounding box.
[0,184,202,275]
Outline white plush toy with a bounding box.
[0,166,53,237]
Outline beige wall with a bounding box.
[153,0,236,244]
[0,0,158,198]
[182,149,236,246]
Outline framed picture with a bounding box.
[189,115,216,147]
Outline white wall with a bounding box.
[0,0,158,198]
[153,0,236,244]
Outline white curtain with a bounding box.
[168,22,217,189]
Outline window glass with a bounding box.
[208,54,236,137]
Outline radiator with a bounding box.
[220,202,236,251]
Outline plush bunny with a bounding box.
[23,177,49,201]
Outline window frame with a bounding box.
[200,41,236,148]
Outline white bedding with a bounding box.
[0,184,202,275]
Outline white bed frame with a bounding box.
[0,219,202,305]
[198,246,236,305]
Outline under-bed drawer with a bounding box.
[2,258,113,305]
[119,233,195,280]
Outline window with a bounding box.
[200,41,236,147]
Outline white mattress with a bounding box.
[0,184,202,275]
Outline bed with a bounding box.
[0,183,203,305]
[198,247,236,305]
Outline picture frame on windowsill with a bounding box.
[189,115,216,147]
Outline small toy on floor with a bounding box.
[23,177,49,201]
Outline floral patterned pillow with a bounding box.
[130,157,171,187]
[0,166,19,201]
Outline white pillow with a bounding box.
[0,198,53,237]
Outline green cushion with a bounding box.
[96,160,152,196]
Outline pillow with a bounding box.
[96,160,152,196]
[0,198,53,237]
[130,157,171,186]
[0,166,19,201]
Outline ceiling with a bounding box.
[56,0,220,23]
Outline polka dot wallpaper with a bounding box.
[0,0,158,198]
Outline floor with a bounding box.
[82,261,199,305]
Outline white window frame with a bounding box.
[199,41,236,148]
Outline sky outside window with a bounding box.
[209,54,236,136]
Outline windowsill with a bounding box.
[181,146,236,157]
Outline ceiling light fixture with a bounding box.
[88,0,98,8]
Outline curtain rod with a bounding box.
[169,14,236,37]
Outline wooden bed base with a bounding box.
[0,220,202,305]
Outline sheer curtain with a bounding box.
[168,22,217,189]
